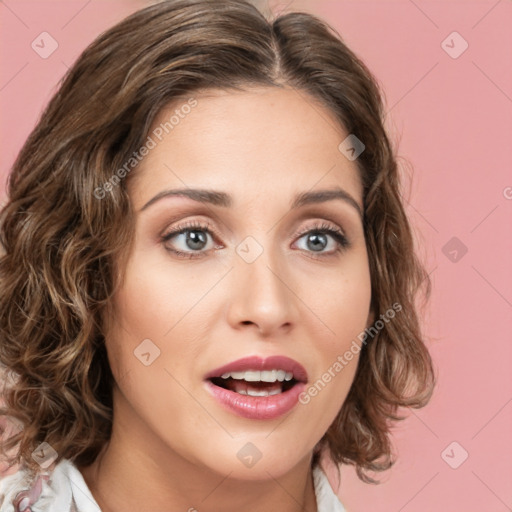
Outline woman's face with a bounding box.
[105,86,373,479]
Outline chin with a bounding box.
[184,435,315,481]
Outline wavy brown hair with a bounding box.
[0,0,435,484]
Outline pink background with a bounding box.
[1,1,511,510]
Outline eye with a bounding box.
[293,221,350,258]
[161,220,220,259]
[161,220,350,260]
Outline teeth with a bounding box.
[247,389,269,397]
[261,370,277,382]
[219,369,295,382]
[243,388,283,397]
[244,370,261,382]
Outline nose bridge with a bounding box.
[227,230,298,333]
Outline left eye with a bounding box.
[295,229,345,253]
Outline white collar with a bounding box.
[312,464,346,512]
[1,458,345,511]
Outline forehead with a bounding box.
[129,86,363,209]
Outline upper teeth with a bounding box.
[220,370,293,382]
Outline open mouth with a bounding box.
[204,356,308,419]
[209,370,299,397]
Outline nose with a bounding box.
[225,246,300,337]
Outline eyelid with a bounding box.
[293,219,346,238]
[161,219,221,243]
[161,218,346,242]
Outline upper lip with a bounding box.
[205,355,308,383]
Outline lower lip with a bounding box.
[204,380,306,420]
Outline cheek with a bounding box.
[103,257,207,433]
[105,248,220,382]
[308,253,372,345]
[297,255,371,419]
[104,254,176,378]
[111,249,202,337]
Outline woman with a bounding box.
[0,0,435,510]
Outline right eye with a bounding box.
[161,220,221,259]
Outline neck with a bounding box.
[80,444,318,512]
[79,392,318,512]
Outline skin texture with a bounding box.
[79,86,374,512]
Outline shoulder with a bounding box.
[0,458,100,512]
[313,465,346,512]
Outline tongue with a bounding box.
[226,379,283,394]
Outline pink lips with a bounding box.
[204,355,308,420]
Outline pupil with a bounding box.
[307,233,326,251]
[186,230,207,250]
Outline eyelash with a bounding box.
[161,220,350,260]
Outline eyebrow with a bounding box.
[140,187,363,219]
